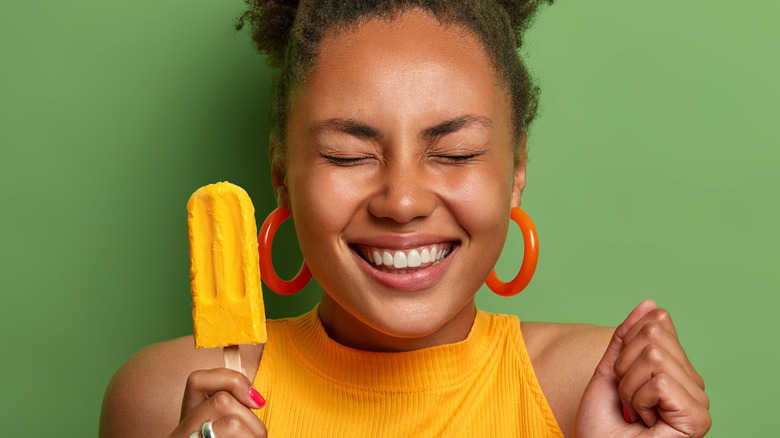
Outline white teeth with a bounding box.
[393,251,407,268]
[364,244,453,270]
[407,249,421,267]
[406,249,422,268]
[420,248,430,263]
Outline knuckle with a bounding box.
[642,343,665,365]
[220,415,244,433]
[650,307,672,324]
[187,370,206,390]
[651,372,671,391]
[640,321,665,341]
[226,372,245,388]
[694,371,706,390]
[701,391,711,410]
[693,410,713,436]
[209,391,235,411]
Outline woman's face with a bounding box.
[276,10,525,351]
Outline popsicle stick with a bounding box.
[223,345,242,373]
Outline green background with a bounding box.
[1,0,776,435]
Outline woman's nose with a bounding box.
[367,159,436,224]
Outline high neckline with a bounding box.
[277,306,500,391]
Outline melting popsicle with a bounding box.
[187,182,266,371]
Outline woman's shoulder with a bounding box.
[99,335,263,436]
[481,311,613,365]
[520,321,614,362]
[519,321,614,437]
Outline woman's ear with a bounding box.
[270,134,290,209]
[511,134,527,208]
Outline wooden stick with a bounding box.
[223,345,242,373]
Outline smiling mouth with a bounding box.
[352,243,456,274]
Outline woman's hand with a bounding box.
[169,368,267,438]
[573,300,711,438]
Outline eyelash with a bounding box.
[321,154,371,166]
[431,152,483,163]
[321,152,483,165]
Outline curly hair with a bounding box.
[237,0,553,167]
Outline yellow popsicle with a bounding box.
[187,182,267,351]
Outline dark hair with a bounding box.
[237,0,552,166]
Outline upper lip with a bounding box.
[346,233,461,250]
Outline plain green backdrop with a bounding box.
[1,0,777,435]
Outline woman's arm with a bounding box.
[522,320,614,437]
[574,300,711,437]
[525,301,710,438]
[99,337,266,437]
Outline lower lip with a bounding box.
[352,246,458,292]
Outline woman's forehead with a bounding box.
[292,10,511,128]
[314,10,492,76]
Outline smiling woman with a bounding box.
[98,1,711,437]
[281,12,520,350]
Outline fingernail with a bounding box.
[249,386,266,408]
[622,406,631,423]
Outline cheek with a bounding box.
[444,164,514,234]
[444,168,514,281]
[287,163,367,254]
[293,166,365,215]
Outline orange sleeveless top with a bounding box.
[253,307,563,437]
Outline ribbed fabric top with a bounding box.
[253,306,563,437]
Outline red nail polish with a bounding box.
[249,386,266,408]
[622,406,631,423]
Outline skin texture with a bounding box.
[99,10,710,438]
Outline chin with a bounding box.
[316,243,486,349]
[374,307,445,338]
[362,294,475,343]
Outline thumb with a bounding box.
[575,300,659,433]
[594,299,658,378]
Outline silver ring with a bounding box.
[188,433,201,438]
[202,420,216,438]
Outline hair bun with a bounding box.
[493,0,554,48]
[237,0,300,67]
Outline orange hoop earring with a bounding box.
[258,207,312,295]
[485,207,539,297]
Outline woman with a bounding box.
[100,1,711,436]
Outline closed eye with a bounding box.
[320,153,373,166]
[430,152,484,163]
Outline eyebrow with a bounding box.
[311,114,492,141]
[311,118,383,140]
[421,115,493,140]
